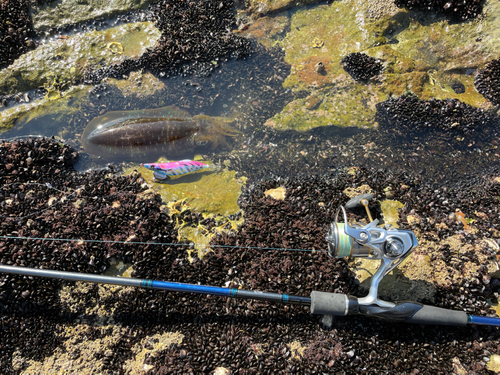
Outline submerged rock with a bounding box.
[0,85,88,131]
[107,70,166,98]
[265,0,500,131]
[31,0,155,32]
[0,21,160,95]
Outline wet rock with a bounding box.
[0,22,161,95]
[31,0,155,32]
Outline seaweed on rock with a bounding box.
[85,0,253,83]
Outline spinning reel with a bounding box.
[314,195,473,325]
[325,194,418,308]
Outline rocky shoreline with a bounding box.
[0,137,499,373]
[2,0,500,372]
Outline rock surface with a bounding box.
[31,0,155,32]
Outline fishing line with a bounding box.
[1,181,149,221]
[0,182,83,220]
[0,185,327,254]
[0,235,327,254]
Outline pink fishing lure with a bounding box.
[142,159,209,180]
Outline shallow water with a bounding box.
[1,0,499,183]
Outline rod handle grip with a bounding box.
[406,304,468,326]
[310,291,358,316]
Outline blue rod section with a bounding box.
[148,280,232,297]
[148,280,311,305]
[0,265,310,305]
[468,315,500,327]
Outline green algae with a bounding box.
[32,0,155,32]
[124,160,244,261]
[265,80,384,130]
[129,162,243,217]
[380,199,404,228]
[107,70,166,98]
[487,354,500,373]
[267,0,500,131]
[0,22,161,95]
[0,85,88,131]
[281,1,380,91]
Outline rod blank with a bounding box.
[0,265,311,305]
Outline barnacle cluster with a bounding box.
[375,92,495,134]
[340,52,383,82]
[85,0,252,83]
[475,58,500,106]
[394,0,485,22]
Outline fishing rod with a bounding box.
[1,194,499,327]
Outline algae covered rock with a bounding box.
[128,162,244,216]
[0,22,161,95]
[107,70,166,98]
[265,0,500,131]
[31,0,155,32]
[0,85,88,131]
[265,77,383,130]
